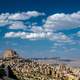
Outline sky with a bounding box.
[0,0,80,59]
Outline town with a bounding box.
[0,49,80,80]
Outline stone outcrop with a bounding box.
[3,49,18,59]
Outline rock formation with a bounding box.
[3,49,18,59]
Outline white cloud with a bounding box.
[3,11,80,42]
[26,11,45,17]
[0,20,14,27]
[4,31,71,42]
[0,11,45,28]
[8,11,45,20]
[77,31,80,37]
[5,32,26,38]
[9,21,27,30]
[1,11,80,31]
[44,11,80,31]
[0,13,9,20]
[0,20,9,26]
[31,26,44,32]
[0,13,12,27]
[5,32,46,40]
[48,32,71,42]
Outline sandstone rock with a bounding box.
[3,49,18,59]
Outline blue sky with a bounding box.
[0,0,80,59]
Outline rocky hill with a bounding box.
[3,49,18,59]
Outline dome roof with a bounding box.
[3,49,18,59]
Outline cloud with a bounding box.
[0,11,45,27]
[4,31,71,42]
[0,13,12,26]
[4,32,46,40]
[5,32,26,38]
[3,11,80,42]
[8,11,45,20]
[0,20,9,26]
[77,31,80,37]
[0,13,9,20]
[48,32,71,42]
[26,11,45,17]
[1,11,80,31]
[9,21,27,30]
[31,26,44,32]
[44,11,80,31]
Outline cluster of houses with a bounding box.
[0,49,80,80]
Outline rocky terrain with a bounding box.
[0,49,80,80]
